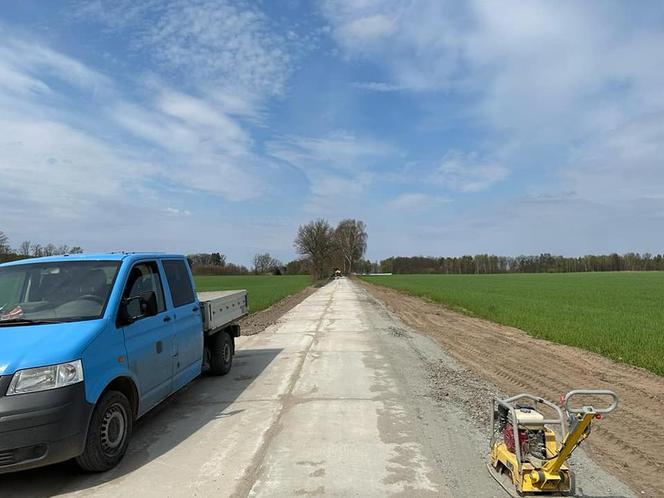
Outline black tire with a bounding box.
[76,390,133,472]
[209,331,233,376]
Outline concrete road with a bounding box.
[0,279,633,497]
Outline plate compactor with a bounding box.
[488,389,618,496]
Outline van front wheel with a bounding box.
[76,390,133,472]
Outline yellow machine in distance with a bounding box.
[488,390,619,496]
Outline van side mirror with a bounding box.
[118,291,158,326]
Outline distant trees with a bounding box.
[0,231,9,255]
[380,253,664,274]
[18,241,32,257]
[188,252,226,267]
[294,218,368,280]
[252,253,282,274]
[0,231,84,263]
[187,252,249,275]
[285,258,310,275]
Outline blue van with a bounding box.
[0,253,245,473]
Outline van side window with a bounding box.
[162,260,195,308]
[122,262,166,318]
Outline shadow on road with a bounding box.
[0,348,282,498]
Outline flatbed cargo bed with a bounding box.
[197,290,248,335]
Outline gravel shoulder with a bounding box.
[359,279,663,497]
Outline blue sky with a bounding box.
[1,1,664,265]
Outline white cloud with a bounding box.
[268,131,397,173]
[267,131,399,212]
[0,32,110,102]
[165,207,192,216]
[351,81,404,92]
[432,151,508,192]
[109,90,262,201]
[0,36,153,226]
[76,0,301,100]
[321,0,463,90]
[0,34,110,93]
[322,0,664,226]
[561,112,664,203]
[337,14,397,44]
[387,193,449,212]
[0,25,270,258]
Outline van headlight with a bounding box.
[7,360,84,395]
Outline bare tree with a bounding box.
[31,243,43,257]
[294,219,335,280]
[335,219,367,274]
[18,241,32,256]
[253,253,281,274]
[0,231,9,254]
[69,246,84,254]
[42,243,57,256]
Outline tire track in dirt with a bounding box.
[360,280,664,497]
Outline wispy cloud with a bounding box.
[76,0,302,100]
[351,81,404,92]
[0,33,110,95]
[337,14,397,44]
[267,131,399,212]
[0,24,269,251]
[432,151,509,193]
[388,193,449,212]
[322,1,664,218]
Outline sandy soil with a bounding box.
[360,280,664,497]
[238,285,318,335]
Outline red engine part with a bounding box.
[503,424,529,454]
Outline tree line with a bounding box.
[379,253,664,274]
[0,230,83,263]
[187,252,282,275]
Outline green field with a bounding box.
[194,275,311,313]
[361,273,664,376]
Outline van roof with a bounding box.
[0,252,186,267]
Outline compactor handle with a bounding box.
[564,389,618,414]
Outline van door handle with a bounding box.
[192,306,199,313]
[163,316,172,322]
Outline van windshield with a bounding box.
[0,260,120,324]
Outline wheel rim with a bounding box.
[100,403,127,456]
[223,342,231,363]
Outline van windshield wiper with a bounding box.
[0,318,63,326]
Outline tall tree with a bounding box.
[0,231,9,254]
[335,219,367,274]
[18,241,32,256]
[294,219,335,280]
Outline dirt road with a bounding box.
[361,280,663,497]
[1,279,633,497]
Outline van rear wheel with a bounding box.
[76,390,132,472]
[209,331,233,376]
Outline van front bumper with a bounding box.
[0,376,93,474]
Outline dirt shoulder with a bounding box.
[359,279,664,497]
[238,285,318,336]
